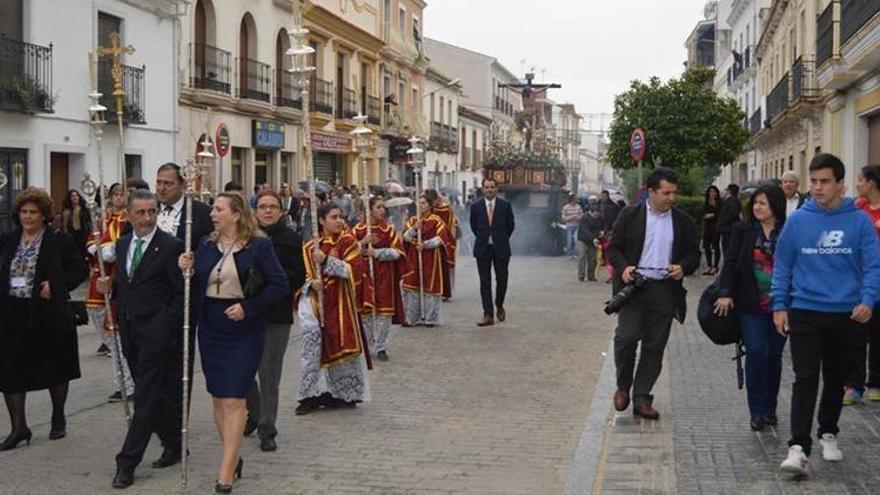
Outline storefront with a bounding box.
[252,120,285,187]
[311,131,352,186]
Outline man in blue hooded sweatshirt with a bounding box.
[774,153,880,476]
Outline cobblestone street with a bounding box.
[0,256,613,495]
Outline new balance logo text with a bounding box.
[802,230,853,255]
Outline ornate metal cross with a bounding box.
[97,32,135,113]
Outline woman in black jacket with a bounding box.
[60,189,92,256]
[702,186,721,275]
[245,189,306,452]
[714,184,787,432]
[0,188,89,450]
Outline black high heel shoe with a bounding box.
[214,458,243,493]
[235,457,243,479]
[0,428,33,451]
[48,416,66,440]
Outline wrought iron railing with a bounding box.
[817,4,834,66]
[276,71,302,109]
[841,0,880,46]
[310,77,333,114]
[0,36,53,113]
[766,72,789,123]
[342,88,358,119]
[190,43,231,94]
[99,61,146,124]
[791,56,818,102]
[237,58,271,103]
[750,108,762,136]
[367,95,381,125]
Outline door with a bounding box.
[50,152,69,217]
[869,114,880,165]
[0,148,27,234]
[336,53,345,118]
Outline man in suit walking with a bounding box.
[605,168,700,420]
[154,162,213,244]
[98,189,185,489]
[470,178,515,327]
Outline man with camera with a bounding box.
[605,168,700,419]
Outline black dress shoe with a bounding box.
[214,483,232,494]
[151,449,181,469]
[376,350,389,362]
[243,416,258,436]
[260,437,277,452]
[764,414,778,426]
[112,469,134,489]
[295,398,320,416]
[0,428,32,451]
[750,417,766,431]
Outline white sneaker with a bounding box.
[780,445,808,475]
[819,433,843,461]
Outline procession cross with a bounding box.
[97,32,135,190]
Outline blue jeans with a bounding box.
[565,225,578,257]
[739,312,787,419]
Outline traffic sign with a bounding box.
[630,128,646,162]
[215,123,230,157]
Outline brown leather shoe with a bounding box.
[496,307,506,322]
[477,315,495,327]
[633,402,660,420]
[613,390,630,411]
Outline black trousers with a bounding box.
[788,310,862,456]
[476,245,510,317]
[720,230,733,257]
[702,229,721,268]
[116,324,183,472]
[845,314,880,390]
[614,281,676,405]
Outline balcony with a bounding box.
[275,71,302,110]
[817,4,834,67]
[341,87,357,119]
[791,56,818,103]
[310,78,333,115]
[750,108,762,136]
[190,43,231,94]
[429,122,458,152]
[367,95,381,125]
[766,72,789,124]
[841,0,880,46]
[236,58,271,103]
[0,37,53,114]
[99,61,146,125]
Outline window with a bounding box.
[448,100,452,126]
[412,87,418,113]
[398,7,406,38]
[231,147,244,184]
[398,80,405,112]
[124,154,142,180]
[383,0,392,41]
[437,96,443,124]
[413,17,420,40]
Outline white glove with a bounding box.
[101,244,116,263]
[87,243,98,256]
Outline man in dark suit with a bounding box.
[98,189,184,489]
[605,168,700,420]
[470,177,515,327]
[154,162,213,244]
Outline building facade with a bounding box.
[556,103,582,192]
[816,0,880,193]
[0,0,179,231]
[422,67,460,190]
[458,105,491,197]
[751,0,823,185]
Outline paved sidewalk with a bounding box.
[0,256,613,494]
[594,276,880,494]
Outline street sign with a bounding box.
[630,128,646,162]
[215,124,230,157]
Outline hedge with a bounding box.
[675,195,745,238]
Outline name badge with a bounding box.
[10,276,27,289]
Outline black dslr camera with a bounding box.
[604,273,647,315]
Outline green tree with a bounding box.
[606,66,748,189]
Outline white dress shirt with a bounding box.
[126,225,158,276]
[157,195,185,235]
[786,195,800,217]
[485,197,496,244]
[637,201,674,280]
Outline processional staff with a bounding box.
[287,6,325,326]
[97,32,134,188]
[351,116,376,330]
[84,51,131,424]
[407,138,426,321]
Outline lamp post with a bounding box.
[406,137,425,320]
[351,115,376,330]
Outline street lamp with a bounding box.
[350,115,376,329]
[406,137,426,320]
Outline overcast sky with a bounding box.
[425,0,709,130]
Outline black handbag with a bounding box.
[69,300,89,326]
[697,280,741,345]
[243,266,266,298]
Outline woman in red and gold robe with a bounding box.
[84,183,133,400]
[426,190,458,300]
[401,194,456,326]
[296,202,371,415]
[353,196,405,361]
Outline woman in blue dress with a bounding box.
[179,192,287,493]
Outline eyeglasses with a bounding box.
[257,204,281,212]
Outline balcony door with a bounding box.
[0,0,22,40]
[50,152,69,216]
[336,52,345,119]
